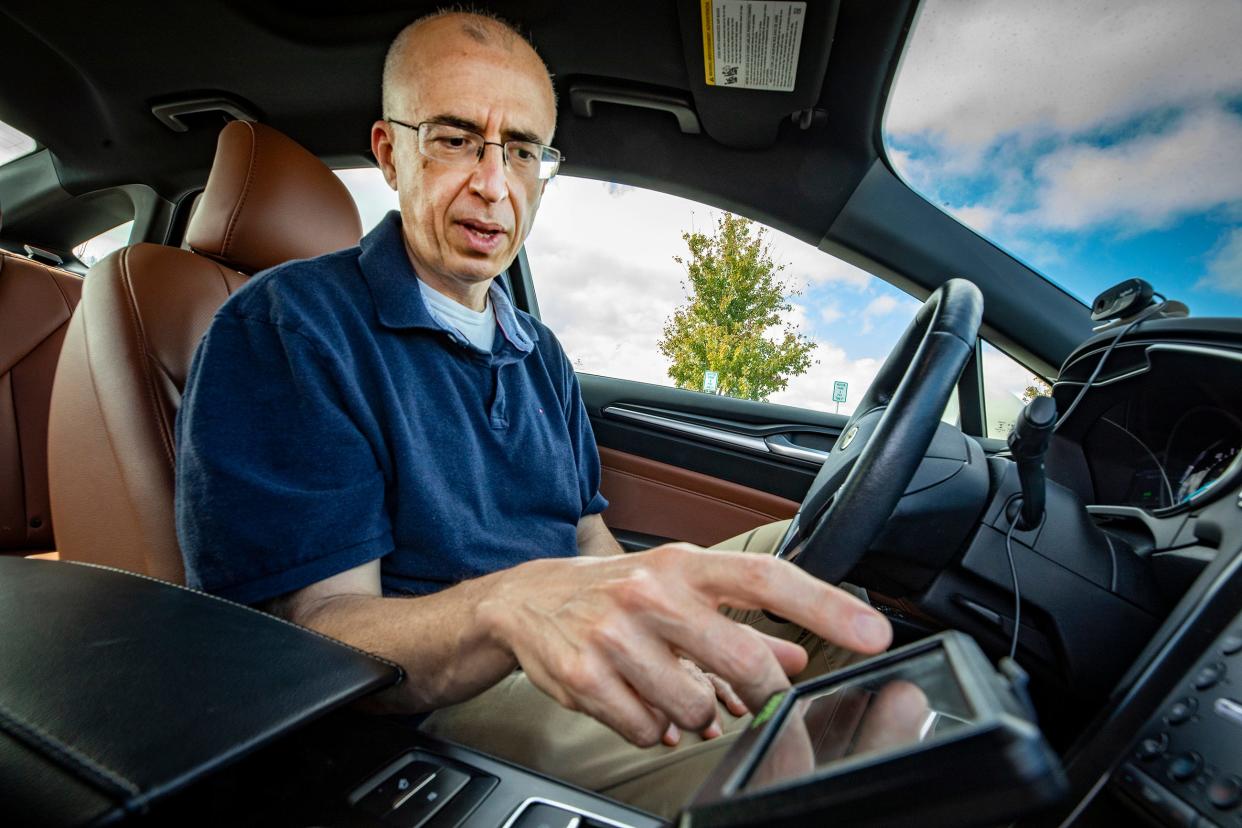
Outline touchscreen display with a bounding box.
[743,649,975,793]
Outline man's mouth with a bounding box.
[455,219,509,254]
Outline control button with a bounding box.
[1167,697,1199,725]
[1137,732,1169,761]
[1207,775,1242,810]
[1216,697,1242,729]
[1115,764,1198,827]
[510,802,582,828]
[1222,630,1242,656]
[1195,662,1227,691]
[389,766,469,826]
[1168,751,1204,782]
[357,762,437,817]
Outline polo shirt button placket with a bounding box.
[489,365,508,429]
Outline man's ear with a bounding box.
[371,120,399,190]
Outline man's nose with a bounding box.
[469,143,509,203]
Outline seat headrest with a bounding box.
[185,121,363,274]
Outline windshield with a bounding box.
[884,0,1242,317]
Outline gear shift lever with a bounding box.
[1007,396,1057,530]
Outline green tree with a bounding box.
[658,213,816,401]
[1021,376,1052,403]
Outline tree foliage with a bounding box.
[658,213,816,401]
[1021,376,1053,403]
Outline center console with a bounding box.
[1113,613,1242,827]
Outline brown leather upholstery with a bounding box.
[185,121,362,274]
[48,122,362,581]
[598,446,799,547]
[0,252,82,554]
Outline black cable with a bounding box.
[1003,495,1024,662]
[1054,295,1167,433]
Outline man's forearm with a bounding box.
[273,573,517,713]
[578,512,626,556]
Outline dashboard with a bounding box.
[1050,319,1242,522]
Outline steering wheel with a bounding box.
[776,278,983,585]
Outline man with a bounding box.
[177,9,893,815]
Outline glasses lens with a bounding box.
[419,124,483,162]
[504,141,561,181]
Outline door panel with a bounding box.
[599,446,798,547]
[581,374,848,545]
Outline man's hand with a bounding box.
[478,543,892,747]
[659,658,747,745]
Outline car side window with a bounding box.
[73,220,134,268]
[0,118,36,165]
[335,168,398,232]
[980,341,1052,440]
[524,176,928,419]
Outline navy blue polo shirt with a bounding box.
[176,211,607,605]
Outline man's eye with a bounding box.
[511,145,537,163]
[439,136,470,149]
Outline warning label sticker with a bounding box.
[700,0,806,92]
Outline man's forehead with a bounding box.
[396,23,556,140]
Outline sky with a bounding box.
[884,0,1242,318]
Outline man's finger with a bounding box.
[657,609,794,711]
[608,632,719,732]
[756,631,810,678]
[708,672,749,717]
[520,652,670,747]
[681,549,892,654]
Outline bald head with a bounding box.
[381,10,557,132]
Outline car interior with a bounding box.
[2,1,1241,826]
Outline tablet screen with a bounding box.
[743,648,975,793]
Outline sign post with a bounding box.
[832,380,848,414]
[703,370,720,394]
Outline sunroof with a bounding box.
[0,119,36,166]
[883,0,1242,318]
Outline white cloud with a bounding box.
[1029,107,1242,231]
[947,204,1002,235]
[1198,228,1242,296]
[819,303,844,324]
[855,293,918,334]
[862,295,899,317]
[770,340,881,416]
[887,0,1242,155]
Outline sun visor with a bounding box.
[676,0,839,149]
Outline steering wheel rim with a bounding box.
[779,278,983,585]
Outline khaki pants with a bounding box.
[419,520,869,818]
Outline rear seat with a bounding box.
[0,229,83,556]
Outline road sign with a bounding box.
[703,371,719,393]
[832,380,848,403]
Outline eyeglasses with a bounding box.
[386,119,563,181]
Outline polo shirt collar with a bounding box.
[358,211,537,354]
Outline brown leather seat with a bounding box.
[47,121,363,581]
[0,223,83,555]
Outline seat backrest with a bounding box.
[47,121,363,581]
[0,246,82,554]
